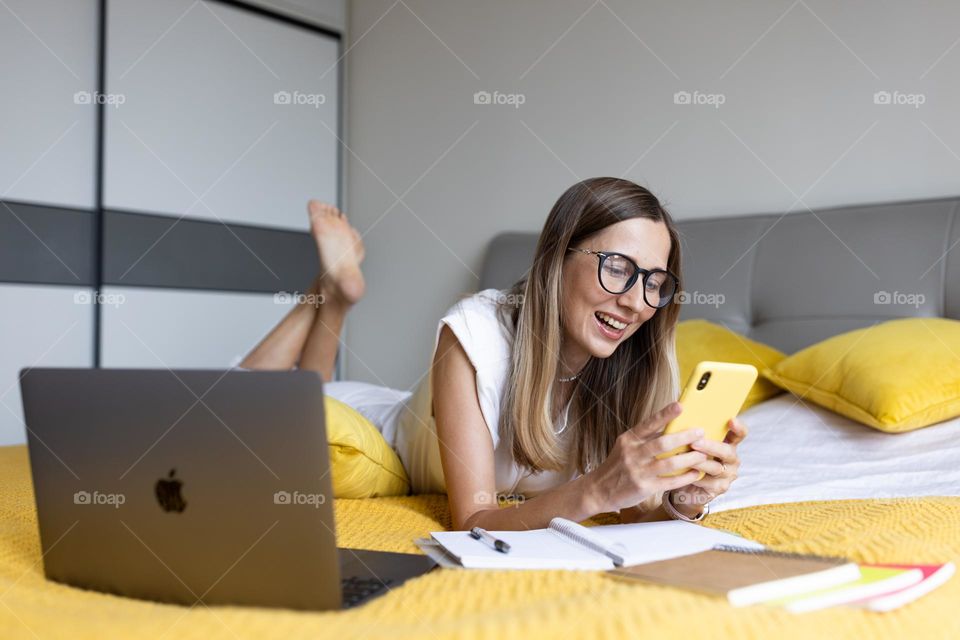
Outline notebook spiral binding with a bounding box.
[712,544,847,564]
[550,519,624,561]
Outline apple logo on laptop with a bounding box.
[155,468,187,513]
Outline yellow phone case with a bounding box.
[656,361,757,479]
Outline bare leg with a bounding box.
[297,298,349,381]
[297,201,366,380]
[240,201,365,379]
[239,275,322,370]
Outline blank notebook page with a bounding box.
[589,521,765,566]
[431,521,764,570]
[430,529,613,570]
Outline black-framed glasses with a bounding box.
[567,247,679,309]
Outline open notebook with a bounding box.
[428,518,764,570]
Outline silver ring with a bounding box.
[721,462,728,474]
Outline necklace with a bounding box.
[557,357,589,383]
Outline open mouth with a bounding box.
[594,311,628,339]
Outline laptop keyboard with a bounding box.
[341,576,394,608]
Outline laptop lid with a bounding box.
[20,368,343,610]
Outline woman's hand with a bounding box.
[669,417,748,516]
[583,402,708,514]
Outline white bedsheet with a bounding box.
[709,393,960,513]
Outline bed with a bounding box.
[3,195,960,638]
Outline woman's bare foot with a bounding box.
[308,200,366,305]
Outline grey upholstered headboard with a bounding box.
[479,196,960,354]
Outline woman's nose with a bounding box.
[617,284,647,314]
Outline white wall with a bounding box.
[343,0,960,389]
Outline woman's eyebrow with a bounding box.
[612,250,667,271]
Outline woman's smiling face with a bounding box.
[559,217,673,364]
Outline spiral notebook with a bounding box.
[609,545,860,606]
[428,518,765,570]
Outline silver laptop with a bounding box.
[20,368,435,610]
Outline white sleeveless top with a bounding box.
[393,289,579,496]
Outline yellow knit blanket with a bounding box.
[1,445,958,639]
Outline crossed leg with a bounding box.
[240,200,365,381]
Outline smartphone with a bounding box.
[656,361,758,479]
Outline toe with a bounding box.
[308,200,337,218]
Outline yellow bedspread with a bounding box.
[1,445,958,639]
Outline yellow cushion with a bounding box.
[676,319,787,410]
[762,317,960,433]
[325,396,409,497]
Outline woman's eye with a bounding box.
[605,266,629,278]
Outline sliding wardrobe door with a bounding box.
[100,0,340,368]
[0,0,98,207]
[0,0,99,444]
[0,284,95,445]
[99,287,296,368]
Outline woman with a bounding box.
[241,177,748,531]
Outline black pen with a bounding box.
[469,526,511,553]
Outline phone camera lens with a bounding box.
[696,371,711,390]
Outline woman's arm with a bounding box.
[433,325,597,530]
[433,325,707,530]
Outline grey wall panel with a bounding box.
[0,284,94,446]
[104,0,340,231]
[0,0,98,209]
[0,201,96,286]
[101,210,318,292]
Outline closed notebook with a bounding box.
[429,518,764,570]
[609,545,860,607]
[765,566,923,613]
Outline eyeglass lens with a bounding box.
[599,254,676,307]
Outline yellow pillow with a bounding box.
[762,318,960,433]
[324,396,409,498]
[676,319,787,410]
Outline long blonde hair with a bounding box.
[498,177,683,474]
